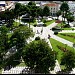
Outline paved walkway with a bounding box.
[59,30,75,33]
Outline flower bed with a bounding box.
[61,34,75,38]
[57,45,67,52]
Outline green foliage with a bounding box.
[43,24,47,27]
[54,32,58,35]
[56,10,61,19]
[43,19,46,23]
[61,50,75,71]
[0,26,9,68]
[34,24,37,27]
[10,26,34,49]
[43,6,50,17]
[60,2,69,12]
[35,36,40,40]
[22,39,56,73]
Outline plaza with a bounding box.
[0,1,75,74]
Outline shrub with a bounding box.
[52,27,56,30]
[43,24,46,27]
[72,28,74,30]
[19,24,24,26]
[54,32,58,35]
[43,19,46,23]
[34,24,37,27]
[35,36,40,40]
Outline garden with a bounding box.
[50,38,75,70]
[57,33,75,43]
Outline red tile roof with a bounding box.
[44,3,58,6]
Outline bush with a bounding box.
[72,28,74,30]
[43,24,46,27]
[35,36,40,40]
[52,27,56,30]
[43,19,46,23]
[19,24,24,26]
[34,24,37,27]
[54,32,58,35]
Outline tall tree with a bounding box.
[56,10,61,20]
[10,25,34,52]
[60,2,69,22]
[22,39,56,74]
[4,25,34,68]
[0,26,9,68]
[43,6,50,17]
[66,12,74,25]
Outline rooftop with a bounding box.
[44,3,59,6]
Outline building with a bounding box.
[18,1,30,5]
[41,3,60,16]
[0,1,5,12]
[68,1,75,13]
[5,1,15,10]
[0,1,15,12]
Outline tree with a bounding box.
[66,12,74,25]
[10,25,34,52]
[27,1,37,18]
[4,9,15,27]
[0,26,9,68]
[22,39,56,73]
[43,6,50,17]
[56,10,61,20]
[37,7,43,18]
[60,2,69,22]
[3,25,34,68]
[61,50,75,72]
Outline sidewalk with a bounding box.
[59,30,75,33]
[47,22,58,29]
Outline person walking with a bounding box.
[41,27,43,34]
[48,34,51,39]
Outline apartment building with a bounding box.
[42,3,60,16]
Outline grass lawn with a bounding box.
[50,38,74,70]
[61,28,74,30]
[0,69,2,74]
[57,22,65,27]
[57,33,75,43]
[45,20,55,26]
[30,20,37,26]
[13,21,20,27]
[16,62,26,67]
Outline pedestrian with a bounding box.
[48,34,51,39]
[37,30,39,34]
[41,27,43,34]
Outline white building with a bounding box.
[68,1,75,16]
[5,1,15,10]
[0,1,5,12]
[41,3,60,16]
[18,1,30,5]
[0,1,15,12]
